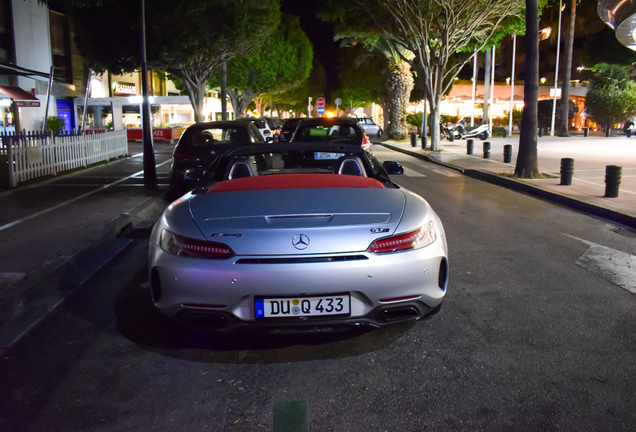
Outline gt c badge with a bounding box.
[292,234,310,250]
[370,228,390,234]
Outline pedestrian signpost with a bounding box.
[335,97,342,116]
[308,97,313,118]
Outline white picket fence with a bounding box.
[0,130,128,187]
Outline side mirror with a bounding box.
[382,161,404,175]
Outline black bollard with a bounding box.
[502,129,508,138]
[560,158,575,185]
[605,127,611,138]
[538,127,543,137]
[410,132,417,147]
[467,139,474,155]
[483,141,491,159]
[605,165,622,198]
[584,127,589,137]
[503,144,512,163]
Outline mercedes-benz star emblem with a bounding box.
[292,234,310,250]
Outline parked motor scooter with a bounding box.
[451,118,490,140]
[440,122,454,141]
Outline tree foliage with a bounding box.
[326,0,525,149]
[585,64,636,129]
[63,0,280,122]
[212,14,313,118]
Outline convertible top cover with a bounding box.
[208,173,385,193]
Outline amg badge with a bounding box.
[211,233,243,238]
[370,228,390,234]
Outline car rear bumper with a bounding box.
[148,237,448,329]
[170,300,442,332]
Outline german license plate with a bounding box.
[255,294,350,318]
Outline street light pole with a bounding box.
[509,34,516,136]
[550,0,563,137]
[141,0,157,186]
[221,62,227,121]
[471,49,477,127]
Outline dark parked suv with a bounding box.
[170,120,264,194]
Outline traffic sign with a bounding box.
[317,106,326,115]
[334,98,342,106]
[316,97,325,106]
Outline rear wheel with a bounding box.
[377,129,383,137]
[479,132,488,140]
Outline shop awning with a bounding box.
[0,86,40,107]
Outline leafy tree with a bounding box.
[334,44,388,127]
[264,59,327,117]
[585,64,636,131]
[62,0,280,122]
[214,14,313,118]
[537,99,577,129]
[326,0,525,149]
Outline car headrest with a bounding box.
[335,156,366,177]
[227,160,258,180]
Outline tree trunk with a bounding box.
[385,62,414,140]
[515,0,540,178]
[179,73,205,123]
[428,101,441,150]
[556,0,576,137]
[379,98,390,133]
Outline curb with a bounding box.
[380,143,636,229]
[0,192,169,351]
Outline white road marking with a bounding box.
[426,167,462,177]
[565,234,636,294]
[402,167,426,177]
[0,159,172,233]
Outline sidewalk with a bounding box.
[0,141,175,350]
[382,135,636,228]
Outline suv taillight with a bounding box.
[160,230,235,259]
[173,147,189,159]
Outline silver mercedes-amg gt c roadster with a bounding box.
[149,142,448,331]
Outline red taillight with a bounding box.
[173,147,189,159]
[362,133,372,151]
[160,230,235,259]
[368,223,436,254]
[263,130,272,136]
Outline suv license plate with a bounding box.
[255,295,350,318]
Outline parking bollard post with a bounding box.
[503,144,512,163]
[410,132,417,147]
[605,165,622,198]
[560,158,574,185]
[483,141,491,159]
[584,127,589,137]
[466,139,474,155]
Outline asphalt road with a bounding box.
[2,144,636,431]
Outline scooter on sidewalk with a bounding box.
[440,122,455,141]
[451,118,490,140]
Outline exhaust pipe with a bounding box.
[380,306,419,322]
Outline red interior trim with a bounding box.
[208,174,385,192]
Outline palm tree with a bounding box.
[516,0,540,177]
[556,0,577,137]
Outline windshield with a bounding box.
[293,124,360,143]
[179,125,250,147]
